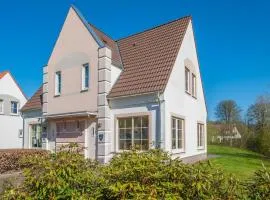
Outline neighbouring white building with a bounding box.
[22,5,207,163]
[0,71,27,148]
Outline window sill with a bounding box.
[54,94,61,98]
[192,95,197,99]
[197,146,205,150]
[80,88,88,93]
[10,113,19,116]
[171,149,185,154]
[185,90,191,95]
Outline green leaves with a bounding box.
[2,144,270,199]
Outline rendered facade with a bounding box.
[0,71,27,148]
[22,6,207,163]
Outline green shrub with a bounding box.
[0,149,48,174]
[101,149,245,200]
[3,144,270,200]
[247,164,270,200]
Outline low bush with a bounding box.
[1,144,270,199]
[0,149,48,174]
[247,164,270,200]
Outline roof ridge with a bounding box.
[116,15,192,41]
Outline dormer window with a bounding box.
[55,71,61,96]
[82,63,89,91]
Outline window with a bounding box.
[118,116,149,151]
[192,74,196,97]
[197,123,205,148]
[55,71,61,95]
[82,63,89,90]
[30,124,42,148]
[171,117,184,150]
[11,101,18,114]
[0,99,3,114]
[185,67,190,93]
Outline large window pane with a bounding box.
[142,116,148,127]
[142,128,148,139]
[118,115,149,150]
[134,128,141,139]
[134,117,141,128]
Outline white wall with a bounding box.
[164,21,207,158]
[111,65,122,86]
[0,73,27,148]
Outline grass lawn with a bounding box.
[207,145,270,180]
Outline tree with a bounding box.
[215,100,241,124]
[215,100,241,146]
[246,95,270,129]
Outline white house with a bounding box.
[22,5,207,163]
[0,71,27,148]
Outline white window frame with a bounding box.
[192,73,197,97]
[29,123,42,148]
[81,63,89,91]
[0,99,4,114]
[116,114,150,152]
[55,71,61,96]
[197,123,205,149]
[171,116,185,152]
[10,101,19,115]
[185,67,190,93]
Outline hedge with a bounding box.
[0,149,48,174]
[1,144,270,199]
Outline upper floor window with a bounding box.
[82,63,89,90]
[11,101,18,114]
[55,71,61,95]
[185,67,190,93]
[171,117,184,151]
[0,99,3,114]
[192,74,196,97]
[118,116,149,151]
[197,123,205,148]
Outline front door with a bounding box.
[30,124,42,148]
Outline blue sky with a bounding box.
[0,0,269,120]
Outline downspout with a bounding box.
[22,113,25,148]
[156,91,165,149]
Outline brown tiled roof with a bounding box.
[21,86,43,112]
[108,16,191,98]
[0,71,8,79]
[89,24,122,67]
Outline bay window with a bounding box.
[118,116,149,151]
